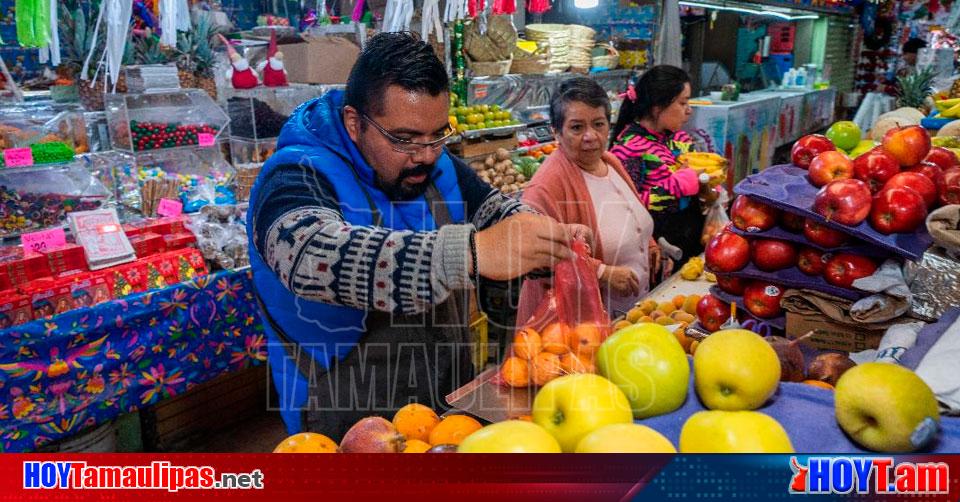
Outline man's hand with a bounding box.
[474,213,578,281]
[601,265,641,298]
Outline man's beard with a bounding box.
[376,163,436,201]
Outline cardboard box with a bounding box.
[0,290,32,328]
[130,232,164,258]
[163,232,197,251]
[785,311,886,352]
[66,272,113,309]
[281,36,360,84]
[25,279,74,319]
[41,244,87,276]
[448,134,519,158]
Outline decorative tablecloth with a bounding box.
[0,268,266,452]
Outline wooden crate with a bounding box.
[140,365,268,451]
[449,134,518,158]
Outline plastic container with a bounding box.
[0,161,112,238]
[768,23,796,54]
[222,84,324,141]
[734,165,933,260]
[116,146,235,216]
[0,104,89,153]
[105,89,229,152]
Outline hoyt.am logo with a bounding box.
[789,456,949,495]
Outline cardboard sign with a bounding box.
[4,148,34,167]
[157,198,183,218]
[21,228,67,254]
[198,133,216,147]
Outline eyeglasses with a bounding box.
[360,113,455,155]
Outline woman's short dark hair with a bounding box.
[345,32,449,117]
[550,77,611,131]
[611,65,691,145]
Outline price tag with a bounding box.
[157,198,183,217]
[21,228,66,254]
[4,148,34,167]
[197,133,216,147]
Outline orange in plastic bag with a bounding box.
[497,239,611,388]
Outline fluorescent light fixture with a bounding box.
[679,0,819,20]
[574,0,599,8]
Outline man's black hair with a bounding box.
[345,32,449,117]
[903,38,928,55]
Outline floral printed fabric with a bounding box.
[0,268,266,452]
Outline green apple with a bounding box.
[457,420,562,453]
[532,373,633,452]
[595,323,689,418]
[679,410,794,453]
[693,329,780,410]
[835,362,940,452]
[575,423,676,453]
[826,121,862,151]
[848,139,877,158]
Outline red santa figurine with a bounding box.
[218,34,259,89]
[259,30,289,87]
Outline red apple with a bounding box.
[883,171,938,209]
[705,232,750,273]
[716,275,747,295]
[882,125,932,167]
[742,281,785,318]
[797,246,826,275]
[938,167,960,206]
[803,218,849,248]
[730,195,779,232]
[922,146,959,171]
[813,179,873,226]
[750,238,798,271]
[808,150,854,187]
[905,161,945,189]
[780,212,805,233]
[824,253,877,289]
[791,134,836,169]
[852,148,900,193]
[696,294,729,332]
[870,187,928,234]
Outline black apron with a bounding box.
[258,185,475,441]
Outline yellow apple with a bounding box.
[679,410,794,453]
[575,423,676,453]
[835,362,940,452]
[693,329,780,410]
[457,420,562,453]
[532,373,633,452]
[595,323,690,418]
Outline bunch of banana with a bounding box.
[679,152,727,187]
[935,97,960,118]
[679,256,705,280]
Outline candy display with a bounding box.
[0,106,89,154]
[0,162,111,238]
[115,147,236,215]
[128,121,221,151]
[27,141,75,165]
[186,204,249,270]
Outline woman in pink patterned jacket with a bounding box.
[610,65,705,263]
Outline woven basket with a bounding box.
[468,57,513,77]
[465,15,519,62]
[511,42,551,75]
[591,44,620,70]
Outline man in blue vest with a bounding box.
[248,32,586,439]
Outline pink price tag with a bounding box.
[21,227,66,254]
[197,133,216,147]
[3,147,33,167]
[157,198,183,218]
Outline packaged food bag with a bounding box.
[700,187,730,247]
[496,239,611,388]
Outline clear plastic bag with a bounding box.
[496,239,611,388]
[700,186,731,247]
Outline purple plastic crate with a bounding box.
[709,285,786,331]
[728,224,892,259]
[711,261,870,301]
[734,165,933,261]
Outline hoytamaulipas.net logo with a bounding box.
[789,456,949,495]
[23,460,264,492]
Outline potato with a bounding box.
[493,175,503,185]
[517,173,526,182]
[503,175,515,184]
[495,148,511,162]
[470,161,485,171]
[485,156,496,168]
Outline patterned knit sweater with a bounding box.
[251,158,531,315]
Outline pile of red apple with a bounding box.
[791,126,960,234]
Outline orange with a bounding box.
[532,351,562,386]
[568,324,603,357]
[638,315,655,323]
[612,320,632,332]
[402,439,432,453]
[802,379,835,390]
[541,323,569,354]
[500,356,531,387]
[392,403,440,443]
[428,415,483,446]
[650,310,665,320]
[656,316,677,326]
[657,301,676,315]
[626,307,645,323]
[512,328,541,360]
[671,311,696,324]
[273,432,338,453]
[638,299,658,315]
[688,339,700,355]
[682,295,701,315]
[673,326,693,352]
[672,295,687,309]
[560,352,595,374]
